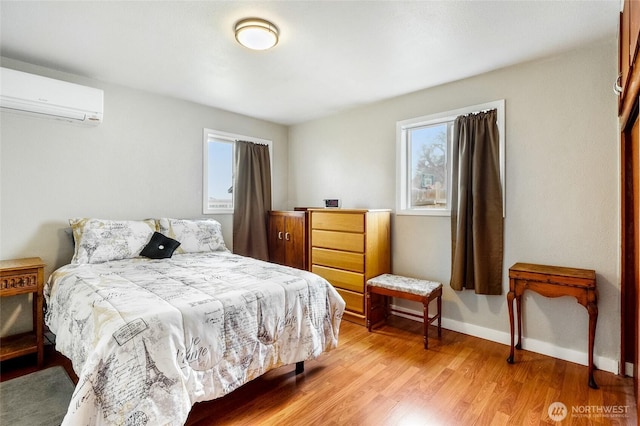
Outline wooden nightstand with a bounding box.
[0,257,45,367]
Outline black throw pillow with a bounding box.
[140,232,181,259]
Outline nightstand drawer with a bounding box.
[1,269,40,295]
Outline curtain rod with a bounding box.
[235,139,268,146]
[456,108,497,120]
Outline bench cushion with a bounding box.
[367,273,442,297]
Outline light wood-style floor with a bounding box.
[1,317,636,425]
[185,317,637,425]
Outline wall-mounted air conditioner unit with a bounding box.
[0,67,103,126]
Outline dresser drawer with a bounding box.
[311,212,364,233]
[335,288,364,314]
[311,248,365,273]
[311,230,364,253]
[312,265,364,293]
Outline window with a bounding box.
[407,121,452,211]
[203,129,272,214]
[396,100,505,216]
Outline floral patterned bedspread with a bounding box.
[45,251,345,425]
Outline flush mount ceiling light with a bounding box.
[235,18,279,50]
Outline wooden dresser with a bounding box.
[268,210,308,270]
[308,209,390,325]
[0,257,45,367]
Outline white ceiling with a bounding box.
[0,1,620,126]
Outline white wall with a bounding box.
[1,39,621,371]
[288,39,620,371]
[0,58,289,336]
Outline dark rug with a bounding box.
[0,366,74,426]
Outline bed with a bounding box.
[44,218,345,425]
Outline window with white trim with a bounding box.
[396,100,505,216]
[203,129,272,214]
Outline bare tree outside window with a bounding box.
[409,123,451,209]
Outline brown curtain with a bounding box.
[450,109,503,295]
[232,140,272,261]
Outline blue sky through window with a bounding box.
[207,140,233,203]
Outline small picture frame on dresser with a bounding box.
[323,199,340,208]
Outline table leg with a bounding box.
[35,290,44,368]
[366,287,372,332]
[587,302,598,389]
[507,290,516,364]
[385,295,390,320]
[423,301,428,350]
[437,293,442,338]
[515,294,522,350]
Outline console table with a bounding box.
[506,262,598,389]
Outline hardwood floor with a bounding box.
[1,317,636,425]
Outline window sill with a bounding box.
[203,209,234,215]
[396,209,451,217]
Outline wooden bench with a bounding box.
[366,274,443,349]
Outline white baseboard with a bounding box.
[625,362,635,377]
[390,304,619,374]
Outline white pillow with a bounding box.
[157,218,228,254]
[69,218,157,264]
